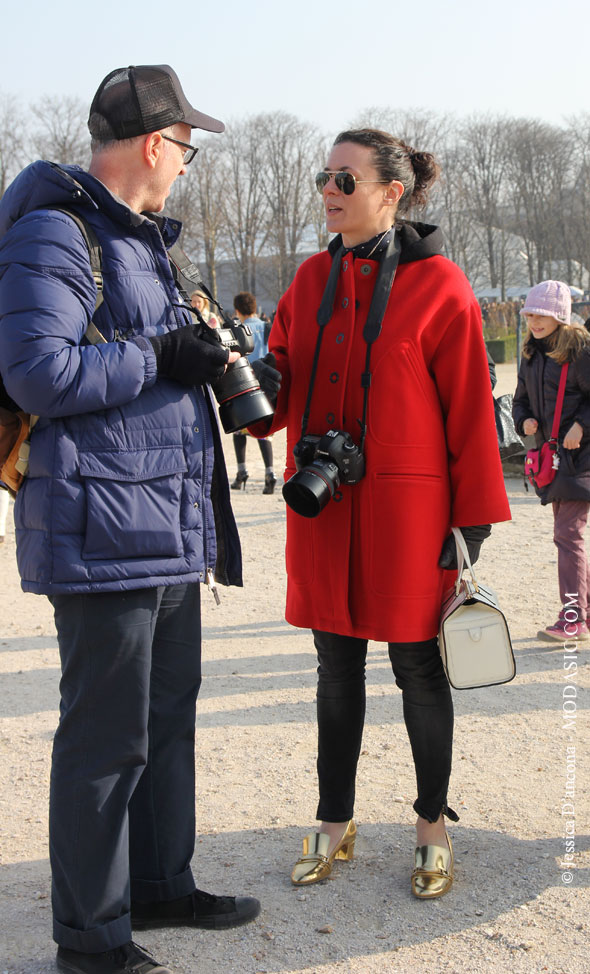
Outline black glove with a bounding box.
[438,524,492,569]
[149,324,229,387]
[251,352,281,405]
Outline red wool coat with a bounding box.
[262,225,511,642]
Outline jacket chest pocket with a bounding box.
[79,447,187,561]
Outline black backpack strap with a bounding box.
[49,206,106,345]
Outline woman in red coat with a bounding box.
[258,129,511,898]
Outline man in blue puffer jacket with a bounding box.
[0,65,261,974]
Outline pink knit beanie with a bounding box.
[520,280,571,324]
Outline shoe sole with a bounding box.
[132,901,261,931]
[57,954,171,974]
[56,961,78,974]
[537,630,589,642]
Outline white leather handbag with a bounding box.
[439,528,516,690]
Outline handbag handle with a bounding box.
[452,527,480,595]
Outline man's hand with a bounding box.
[148,324,234,387]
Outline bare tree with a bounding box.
[0,92,27,197]
[29,95,90,167]
[258,112,320,297]
[458,115,509,294]
[434,140,485,285]
[167,137,228,298]
[219,117,270,293]
[504,119,574,283]
[564,113,590,289]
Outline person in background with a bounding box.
[0,64,260,974]
[260,312,272,346]
[513,280,590,642]
[251,128,510,899]
[230,291,277,494]
[190,288,219,328]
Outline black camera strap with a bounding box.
[300,231,401,451]
[300,244,345,438]
[167,240,234,329]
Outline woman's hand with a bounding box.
[563,421,583,450]
[523,418,538,435]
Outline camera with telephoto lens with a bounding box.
[282,430,365,518]
[201,319,274,434]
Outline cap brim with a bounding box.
[185,107,224,134]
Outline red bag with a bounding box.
[525,440,559,488]
[524,363,569,491]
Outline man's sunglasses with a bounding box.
[315,171,388,195]
[161,134,199,165]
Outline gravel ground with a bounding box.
[0,364,588,974]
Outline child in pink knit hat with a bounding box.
[520,279,571,325]
[513,280,590,642]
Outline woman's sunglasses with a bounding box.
[315,171,388,195]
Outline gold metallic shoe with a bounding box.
[291,820,357,886]
[411,834,454,899]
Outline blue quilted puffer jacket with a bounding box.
[0,161,242,594]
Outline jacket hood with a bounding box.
[327,220,444,265]
[396,220,445,264]
[0,162,93,236]
[0,160,181,245]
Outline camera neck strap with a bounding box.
[301,231,402,450]
[167,240,233,328]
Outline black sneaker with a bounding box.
[56,940,172,973]
[131,888,261,931]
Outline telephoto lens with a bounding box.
[201,322,274,433]
[213,356,274,433]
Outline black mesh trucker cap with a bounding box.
[88,64,225,139]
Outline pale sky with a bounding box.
[3,0,588,133]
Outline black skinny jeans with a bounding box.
[313,630,457,825]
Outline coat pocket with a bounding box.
[369,471,448,597]
[79,447,187,560]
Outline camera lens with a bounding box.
[282,459,340,518]
[213,357,274,433]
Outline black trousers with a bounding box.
[313,630,456,824]
[49,585,202,952]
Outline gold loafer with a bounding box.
[291,819,357,886]
[411,834,453,899]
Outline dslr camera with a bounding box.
[282,430,365,518]
[201,319,274,434]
